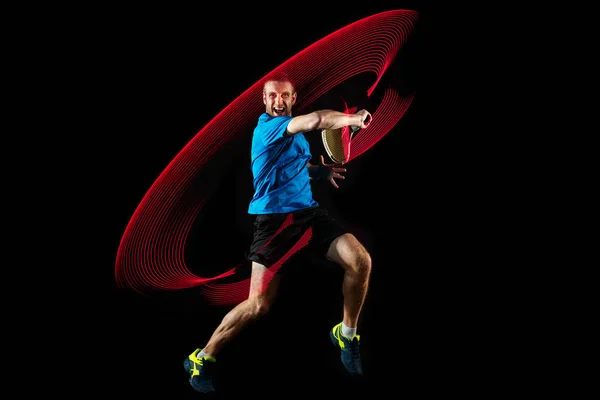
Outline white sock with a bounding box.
[198,350,213,359]
[341,322,357,340]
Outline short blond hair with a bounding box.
[263,71,295,92]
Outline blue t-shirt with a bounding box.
[248,113,318,214]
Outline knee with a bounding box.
[345,245,371,279]
[355,247,372,277]
[330,234,372,278]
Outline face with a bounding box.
[263,80,296,117]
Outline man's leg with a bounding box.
[203,262,281,356]
[326,233,372,375]
[185,262,281,393]
[327,233,372,328]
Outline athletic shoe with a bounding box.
[330,322,363,375]
[183,348,216,393]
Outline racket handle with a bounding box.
[350,112,371,133]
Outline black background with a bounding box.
[86,2,503,398]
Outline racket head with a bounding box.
[321,125,360,163]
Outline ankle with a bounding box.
[341,321,357,340]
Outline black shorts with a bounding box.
[247,206,347,272]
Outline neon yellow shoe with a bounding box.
[330,323,363,375]
[183,348,216,393]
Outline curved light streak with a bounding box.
[115,9,419,305]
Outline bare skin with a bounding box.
[327,233,372,329]
[201,77,372,357]
[262,80,371,134]
[202,262,281,356]
[202,235,371,357]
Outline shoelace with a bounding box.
[189,356,204,377]
[190,356,207,371]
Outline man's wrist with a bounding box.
[309,165,328,180]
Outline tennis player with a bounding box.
[184,72,373,393]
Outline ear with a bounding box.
[263,92,267,105]
[292,91,297,105]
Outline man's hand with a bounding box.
[318,154,346,189]
[356,109,372,128]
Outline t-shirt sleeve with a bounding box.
[259,116,293,146]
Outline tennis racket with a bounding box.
[321,125,361,164]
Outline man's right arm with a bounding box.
[286,109,371,136]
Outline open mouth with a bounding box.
[273,107,285,116]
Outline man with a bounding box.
[184,72,373,393]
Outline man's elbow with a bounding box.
[288,113,320,134]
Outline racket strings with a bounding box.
[322,126,356,163]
